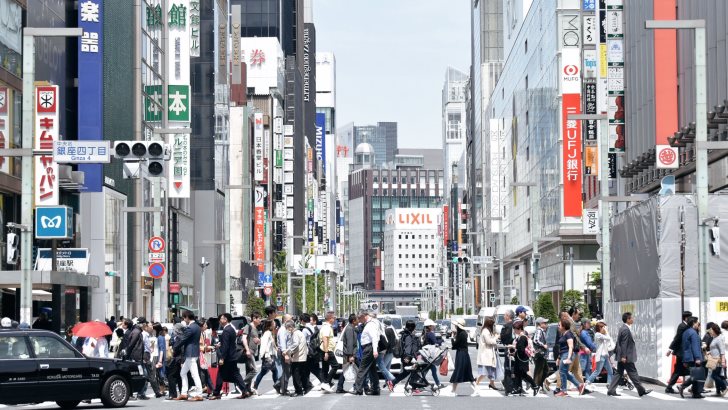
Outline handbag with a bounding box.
[690,365,707,382]
[707,354,720,370]
[439,355,449,376]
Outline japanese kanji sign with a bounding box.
[0,87,9,174]
[168,133,190,198]
[167,84,190,122]
[144,85,162,122]
[254,187,266,283]
[53,141,110,164]
[78,0,104,191]
[146,4,162,29]
[254,113,264,181]
[168,0,190,83]
[34,85,59,206]
[561,48,582,218]
[189,0,200,57]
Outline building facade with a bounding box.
[383,208,443,291]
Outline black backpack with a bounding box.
[392,332,403,358]
[305,326,322,359]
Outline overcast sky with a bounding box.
[314,1,471,149]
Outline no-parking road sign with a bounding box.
[149,262,165,279]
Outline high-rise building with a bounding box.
[442,67,468,193]
[352,122,398,167]
[348,147,444,290]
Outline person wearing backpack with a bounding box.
[512,320,538,395]
[393,320,421,386]
[375,317,397,391]
[301,313,326,391]
[239,312,261,396]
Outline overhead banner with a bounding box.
[34,85,60,206]
[561,48,583,218]
[78,0,103,192]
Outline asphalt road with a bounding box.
[2,343,726,410]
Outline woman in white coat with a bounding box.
[475,316,499,390]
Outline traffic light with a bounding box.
[710,226,720,256]
[451,256,470,264]
[6,232,18,265]
[113,141,168,177]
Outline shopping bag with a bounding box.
[344,363,358,382]
[495,355,505,381]
[447,351,455,371]
[439,355,449,376]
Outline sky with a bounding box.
[314,0,471,149]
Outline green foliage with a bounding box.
[510,296,519,304]
[429,311,437,320]
[560,289,590,318]
[589,268,601,287]
[245,289,265,316]
[533,293,558,323]
[455,307,464,315]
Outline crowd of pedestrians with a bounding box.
[3,305,728,401]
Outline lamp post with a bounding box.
[645,19,709,326]
[16,27,83,324]
[199,257,210,318]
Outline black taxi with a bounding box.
[0,328,145,408]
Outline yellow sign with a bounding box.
[585,146,598,176]
[620,304,635,315]
[716,301,728,312]
[599,44,608,78]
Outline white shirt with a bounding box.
[361,319,380,352]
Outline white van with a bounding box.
[494,304,536,336]
[477,307,497,327]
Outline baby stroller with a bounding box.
[608,357,634,391]
[403,345,449,396]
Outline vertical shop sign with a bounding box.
[561,48,582,218]
[78,0,103,192]
[0,87,9,174]
[254,187,266,286]
[254,113,264,181]
[35,85,59,205]
[167,0,191,198]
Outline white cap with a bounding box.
[424,319,436,327]
[1,317,11,327]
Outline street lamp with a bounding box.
[645,19,710,327]
[16,27,84,324]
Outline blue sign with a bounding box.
[257,272,265,287]
[35,206,73,239]
[78,0,103,192]
[582,0,596,11]
[315,113,326,175]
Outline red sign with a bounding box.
[169,282,181,293]
[659,147,676,166]
[148,236,165,252]
[562,93,583,217]
[263,286,272,296]
[443,205,449,247]
[36,86,57,113]
[254,206,265,272]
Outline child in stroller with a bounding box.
[402,345,449,396]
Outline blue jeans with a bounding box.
[254,358,279,389]
[429,366,441,386]
[559,352,581,391]
[579,354,592,380]
[376,352,395,382]
[587,355,612,384]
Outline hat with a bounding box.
[535,317,549,325]
[453,318,466,329]
[0,317,11,327]
[424,319,436,327]
[515,306,527,315]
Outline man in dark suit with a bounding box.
[209,313,247,400]
[607,312,651,397]
[173,310,203,401]
[665,311,692,393]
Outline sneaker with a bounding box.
[387,380,394,392]
[470,390,480,397]
[321,384,333,393]
[543,380,551,392]
[439,390,457,397]
[578,384,586,395]
[555,391,568,397]
[250,388,259,396]
[137,395,150,400]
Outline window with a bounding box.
[0,336,30,360]
[399,235,402,239]
[406,274,409,278]
[398,244,402,249]
[402,190,406,196]
[382,176,388,183]
[383,189,388,196]
[30,336,78,359]
[419,273,422,278]
[406,283,409,288]
[399,274,402,278]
